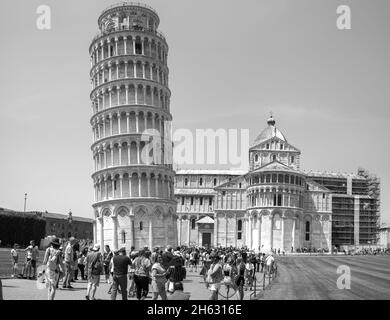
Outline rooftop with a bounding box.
[176,169,246,176]
[252,116,287,146]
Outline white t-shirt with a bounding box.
[11,249,18,257]
[265,255,275,266]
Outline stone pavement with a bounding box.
[1,269,254,300]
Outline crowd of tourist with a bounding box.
[8,238,279,300]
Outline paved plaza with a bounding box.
[2,255,390,300]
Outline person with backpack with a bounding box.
[85,244,102,300]
[42,238,63,300]
[133,249,152,300]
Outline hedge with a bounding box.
[0,211,46,247]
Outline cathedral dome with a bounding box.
[253,116,287,145]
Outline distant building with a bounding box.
[379,224,390,249]
[36,211,94,240]
[175,116,381,252]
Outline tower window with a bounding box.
[273,194,277,206]
[191,197,194,205]
[239,183,242,188]
[209,197,213,206]
[191,218,196,229]
[280,144,284,150]
[139,222,143,231]
[200,197,203,205]
[184,178,188,186]
[291,156,295,163]
[135,42,142,54]
[213,178,217,186]
[323,193,326,199]
[199,178,203,186]
[238,219,242,231]
[266,144,270,149]
[181,197,185,205]
[114,180,117,190]
[272,155,277,161]
[255,154,259,162]
[277,194,282,206]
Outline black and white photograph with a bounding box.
[0,0,389,311]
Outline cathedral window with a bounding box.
[272,174,277,183]
[305,221,310,241]
[239,183,242,188]
[121,230,126,244]
[255,154,259,162]
[272,155,277,161]
[139,222,143,231]
[266,144,270,150]
[181,197,185,205]
[213,178,217,186]
[184,178,188,186]
[280,144,284,150]
[273,194,277,206]
[191,197,194,205]
[199,178,203,186]
[209,197,213,206]
[291,156,295,163]
[191,218,196,229]
[200,197,203,205]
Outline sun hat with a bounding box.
[93,244,101,252]
[50,238,61,247]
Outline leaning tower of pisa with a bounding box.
[89,2,177,252]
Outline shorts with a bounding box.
[88,274,100,286]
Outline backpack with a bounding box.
[91,253,103,275]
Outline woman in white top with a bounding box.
[151,255,167,300]
[42,238,63,300]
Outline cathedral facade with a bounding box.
[175,116,380,252]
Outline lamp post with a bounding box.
[24,193,27,212]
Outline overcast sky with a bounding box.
[0,0,389,223]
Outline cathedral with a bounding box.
[175,116,380,252]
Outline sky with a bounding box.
[0,0,389,223]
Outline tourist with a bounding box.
[128,249,137,298]
[167,282,190,300]
[133,249,152,300]
[162,245,173,270]
[42,238,63,300]
[260,253,266,272]
[235,257,246,300]
[85,244,102,300]
[62,237,76,289]
[72,240,80,281]
[222,256,233,297]
[10,244,19,277]
[207,255,223,300]
[103,245,113,284]
[151,254,167,300]
[22,242,33,279]
[75,247,87,281]
[107,249,119,295]
[166,254,186,293]
[29,241,39,279]
[245,256,255,290]
[111,247,132,300]
[265,252,275,274]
